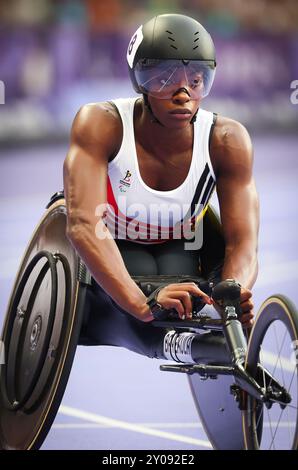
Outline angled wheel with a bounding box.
[0,194,90,449]
[243,295,298,450]
[188,371,245,449]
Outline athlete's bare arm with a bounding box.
[64,102,209,321]
[211,116,259,325]
[64,103,153,321]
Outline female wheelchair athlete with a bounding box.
[0,192,297,450]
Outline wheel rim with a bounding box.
[243,297,298,450]
[0,200,84,450]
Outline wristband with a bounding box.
[146,286,169,320]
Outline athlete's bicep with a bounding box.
[63,104,113,232]
[64,143,108,227]
[217,177,259,248]
[215,121,259,248]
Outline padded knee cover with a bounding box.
[163,330,230,365]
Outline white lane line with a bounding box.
[52,421,297,431]
[58,405,212,448]
[53,422,204,430]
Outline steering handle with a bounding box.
[212,279,241,311]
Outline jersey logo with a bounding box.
[119,170,132,192]
[127,25,143,69]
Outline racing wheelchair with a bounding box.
[0,192,297,450]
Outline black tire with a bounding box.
[0,197,89,449]
[242,295,298,450]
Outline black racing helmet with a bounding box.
[127,13,216,100]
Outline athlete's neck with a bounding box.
[134,99,194,160]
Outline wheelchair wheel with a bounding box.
[188,372,245,449]
[243,295,298,450]
[0,194,90,449]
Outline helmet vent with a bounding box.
[193,32,200,50]
[165,30,178,49]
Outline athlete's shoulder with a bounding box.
[72,101,121,139]
[210,114,253,175]
[212,115,252,155]
[70,102,122,162]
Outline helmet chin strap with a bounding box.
[143,94,163,125]
[143,94,199,126]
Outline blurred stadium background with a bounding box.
[0,0,297,144]
[0,0,298,450]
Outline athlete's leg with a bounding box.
[163,329,230,364]
[80,279,166,358]
[149,236,229,365]
[81,279,230,364]
[80,237,230,365]
[151,237,200,275]
[79,240,166,358]
[114,238,158,275]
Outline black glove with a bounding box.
[146,286,170,320]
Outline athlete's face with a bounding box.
[147,89,200,128]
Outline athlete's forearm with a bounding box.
[67,219,149,318]
[221,243,258,289]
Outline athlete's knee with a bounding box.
[191,331,230,364]
[163,330,230,365]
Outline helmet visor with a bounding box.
[134,59,216,99]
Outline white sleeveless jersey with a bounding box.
[104,97,216,244]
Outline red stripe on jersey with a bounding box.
[106,176,196,242]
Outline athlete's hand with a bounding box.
[155,282,213,320]
[239,287,254,328]
[213,286,254,328]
